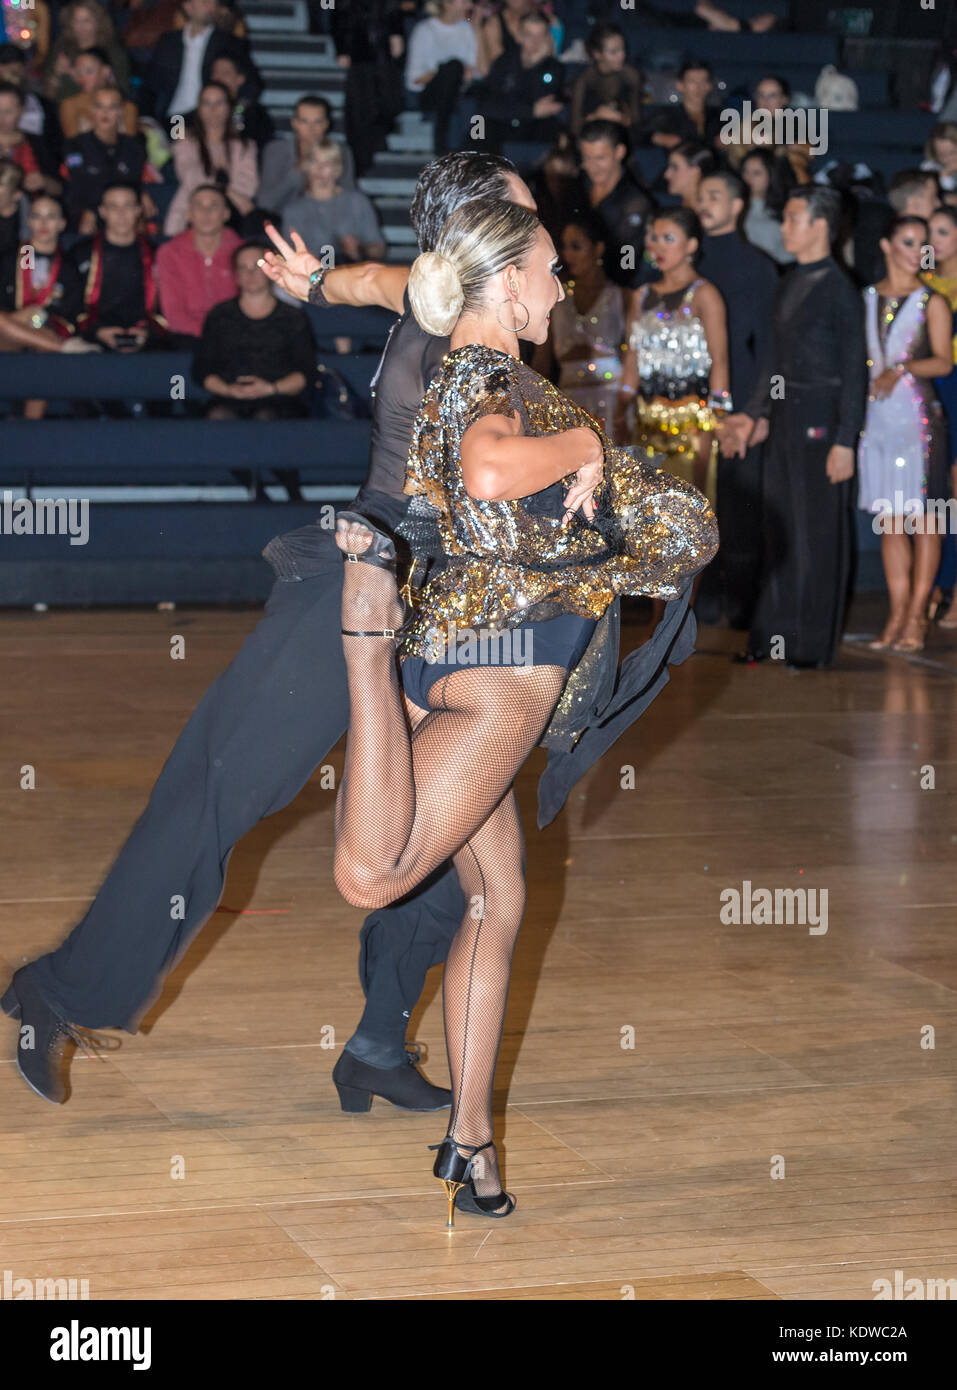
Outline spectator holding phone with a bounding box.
[73,181,166,351]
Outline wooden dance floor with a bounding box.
[2,600,956,1301]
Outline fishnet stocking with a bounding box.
[334,536,564,1202]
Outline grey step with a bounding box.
[367,151,431,174]
[262,87,344,111]
[386,131,435,153]
[244,1,309,33]
[360,176,419,197]
[382,223,417,244]
[251,35,337,65]
[396,110,431,132]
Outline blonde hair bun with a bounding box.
[408,250,464,337]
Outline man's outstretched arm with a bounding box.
[259,223,410,314]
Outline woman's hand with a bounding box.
[871,367,901,400]
[562,429,604,524]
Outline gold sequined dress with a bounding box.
[396,345,717,746]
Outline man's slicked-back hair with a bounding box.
[410,152,518,253]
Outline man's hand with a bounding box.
[533,95,563,119]
[825,444,855,484]
[260,223,320,302]
[389,34,404,60]
[718,412,754,458]
[749,416,769,445]
[340,233,361,262]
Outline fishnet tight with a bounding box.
[334,546,564,1197]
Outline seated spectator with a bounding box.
[889,169,943,220]
[923,123,957,197]
[45,2,130,105]
[725,76,812,185]
[740,147,794,264]
[0,42,52,138]
[0,158,23,258]
[257,95,355,218]
[148,0,248,123]
[0,193,88,353]
[63,86,148,234]
[0,83,59,197]
[2,0,51,70]
[60,47,139,139]
[405,0,477,157]
[72,181,166,350]
[484,7,565,151]
[164,81,257,237]
[193,240,315,497]
[476,1,560,74]
[569,23,641,139]
[580,118,652,290]
[664,141,719,210]
[647,58,722,150]
[209,51,274,151]
[156,183,239,344]
[330,0,405,176]
[693,1,777,32]
[527,131,582,246]
[281,142,383,265]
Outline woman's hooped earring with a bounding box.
[496,298,530,332]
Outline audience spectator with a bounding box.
[922,123,957,197]
[209,51,274,151]
[0,82,59,196]
[0,157,23,256]
[45,2,129,104]
[405,0,477,157]
[331,0,405,176]
[257,96,355,218]
[569,23,641,139]
[0,43,52,138]
[741,147,794,264]
[156,182,239,343]
[0,193,87,353]
[527,131,581,246]
[164,81,257,236]
[647,59,721,150]
[63,86,147,234]
[483,7,564,151]
[193,240,315,496]
[72,181,166,350]
[664,141,719,210]
[475,1,559,74]
[148,0,247,122]
[60,47,139,139]
[281,142,384,265]
[579,118,652,290]
[2,0,51,69]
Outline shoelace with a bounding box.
[49,1019,116,1064]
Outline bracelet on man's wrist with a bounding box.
[307,266,329,307]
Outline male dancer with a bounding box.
[3,153,536,1107]
[720,186,867,669]
[696,168,777,629]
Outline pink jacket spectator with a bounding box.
[164,136,259,237]
[156,226,242,338]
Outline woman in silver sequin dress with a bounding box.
[332,198,717,1226]
[857,214,952,652]
[532,211,628,433]
[614,207,729,501]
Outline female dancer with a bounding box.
[332,198,716,1225]
[663,141,718,211]
[614,208,729,496]
[532,210,627,433]
[925,205,957,628]
[857,215,952,652]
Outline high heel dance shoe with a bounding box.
[891,615,927,653]
[430,1137,516,1229]
[336,510,410,640]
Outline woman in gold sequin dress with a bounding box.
[332,198,717,1225]
[614,208,729,502]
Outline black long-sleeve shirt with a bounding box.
[743,256,867,449]
[192,297,316,395]
[697,231,779,407]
